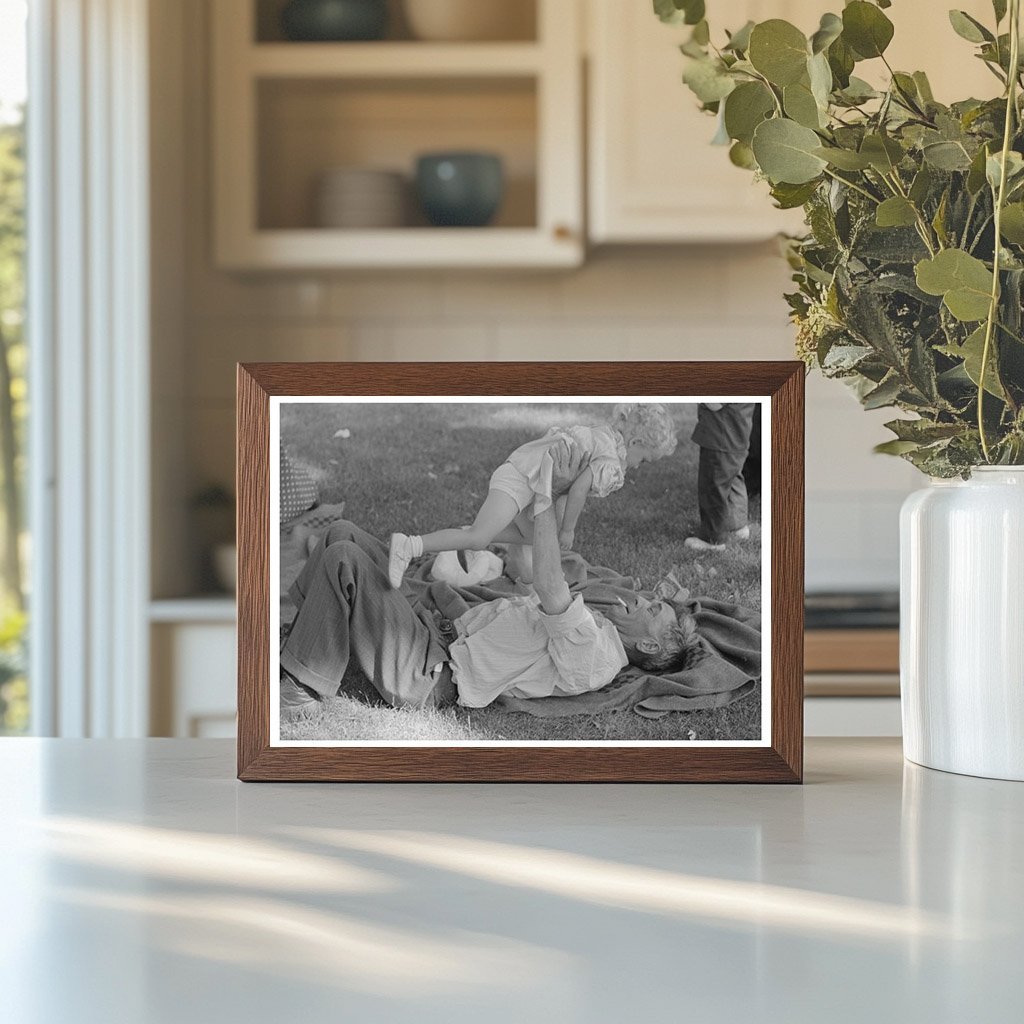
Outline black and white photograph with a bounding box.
[271,397,770,746]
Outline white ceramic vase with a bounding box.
[900,467,1024,780]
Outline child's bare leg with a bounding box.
[388,490,521,589]
[492,507,533,545]
[420,490,520,553]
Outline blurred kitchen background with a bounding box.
[1,0,997,739]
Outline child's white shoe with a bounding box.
[388,533,416,589]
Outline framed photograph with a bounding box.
[237,362,804,782]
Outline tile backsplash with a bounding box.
[181,246,917,593]
[152,0,916,597]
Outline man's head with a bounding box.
[602,595,698,671]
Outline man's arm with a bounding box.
[533,441,588,615]
[557,465,593,549]
[532,504,572,615]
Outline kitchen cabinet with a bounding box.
[212,0,583,269]
[586,0,999,244]
[587,0,812,243]
[150,600,237,737]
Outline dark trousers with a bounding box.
[697,447,749,543]
[280,520,454,707]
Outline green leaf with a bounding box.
[913,71,935,104]
[836,76,879,105]
[993,0,1008,24]
[724,20,755,53]
[940,325,1006,397]
[691,19,710,45]
[885,418,963,443]
[653,0,705,26]
[876,197,918,228]
[948,10,994,44]
[784,80,824,129]
[842,1,895,59]
[729,140,757,169]
[915,249,994,322]
[711,110,731,145]
[875,439,921,455]
[827,36,856,89]
[1000,203,1024,245]
[682,0,705,24]
[986,150,1024,191]
[751,118,828,184]
[682,57,736,104]
[723,81,775,144]
[862,374,903,409]
[653,0,681,24]
[909,164,933,205]
[860,133,904,173]
[807,51,833,109]
[814,146,872,170]
[932,190,950,247]
[810,12,843,54]
[748,20,809,86]
[770,180,820,209]
[922,140,973,171]
[967,144,991,194]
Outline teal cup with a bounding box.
[280,0,388,42]
[415,152,505,228]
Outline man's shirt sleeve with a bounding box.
[539,595,628,695]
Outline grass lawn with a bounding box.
[280,401,762,742]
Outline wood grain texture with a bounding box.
[236,361,805,783]
[805,629,900,674]
[236,366,270,779]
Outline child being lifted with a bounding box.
[387,403,678,588]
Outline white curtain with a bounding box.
[28,0,150,736]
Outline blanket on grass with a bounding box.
[281,504,761,717]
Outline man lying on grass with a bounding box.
[280,442,698,722]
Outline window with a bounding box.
[0,0,28,734]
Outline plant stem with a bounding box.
[978,0,1021,462]
[822,167,880,204]
[884,171,939,254]
[750,69,784,117]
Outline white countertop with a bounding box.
[1,738,1020,1023]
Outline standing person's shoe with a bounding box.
[280,670,322,723]
[388,532,422,589]
[684,536,725,552]
[684,526,749,552]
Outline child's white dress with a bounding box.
[489,425,627,516]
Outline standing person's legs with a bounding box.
[282,531,447,708]
[695,446,749,544]
[742,406,762,500]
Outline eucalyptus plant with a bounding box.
[656,0,1024,475]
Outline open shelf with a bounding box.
[249,41,544,77]
[213,0,582,268]
[218,227,579,269]
[254,0,538,44]
[257,76,538,232]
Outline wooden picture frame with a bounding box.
[237,362,804,782]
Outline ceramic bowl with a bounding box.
[281,0,388,42]
[315,168,407,228]
[403,0,534,42]
[415,152,504,227]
